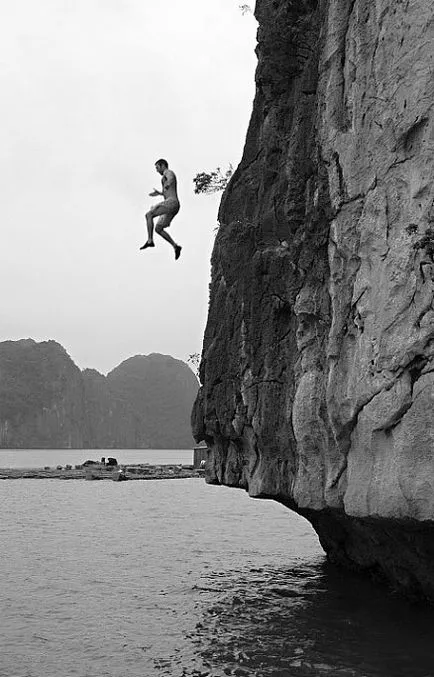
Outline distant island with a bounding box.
[0,339,199,449]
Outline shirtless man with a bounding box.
[140,159,182,260]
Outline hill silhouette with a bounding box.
[0,340,198,449]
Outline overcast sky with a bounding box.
[1,0,257,374]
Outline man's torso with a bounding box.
[162,169,179,202]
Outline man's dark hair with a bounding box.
[155,158,168,168]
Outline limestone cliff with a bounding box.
[81,368,140,448]
[0,340,198,449]
[193,0,434,599]
[0,340,88,448]
[106,354,199,449]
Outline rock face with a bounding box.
[193,0,434,599]
[107,354,199,449]
[0,340,87,448]
[0,340,198,448]
[81,368,137,448]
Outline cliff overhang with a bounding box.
[193,0,434,600]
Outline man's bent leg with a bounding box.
[140,211,156,250]
[146,211,155,242]
[155,221,182,260]
[156,223,177,247]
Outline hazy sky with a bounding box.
[1,0,257,374]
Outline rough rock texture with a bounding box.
[193,0,434,599]
[0,340,198,448]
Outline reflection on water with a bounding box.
[188,562,434,677]
[1,479,434,677]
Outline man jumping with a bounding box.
[140,159,182,260]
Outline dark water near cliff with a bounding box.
[2,478,434,677]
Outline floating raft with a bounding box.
[0,463,202,481]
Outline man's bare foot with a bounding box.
[140,241,155,250]
[174,245,182,260]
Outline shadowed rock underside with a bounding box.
[193,0,434,599]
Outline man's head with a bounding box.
[155,158,168,174]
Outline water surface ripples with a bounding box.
[1,478,434,676]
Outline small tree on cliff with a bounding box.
[187,353,200,378]
[193,165,233,195]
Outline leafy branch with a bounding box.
[187,353,201,378]
[193,165,233,195]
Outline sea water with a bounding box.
[1,476,434,676]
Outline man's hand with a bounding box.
[149,189,161,197]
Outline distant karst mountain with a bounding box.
[0,339,198,449]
